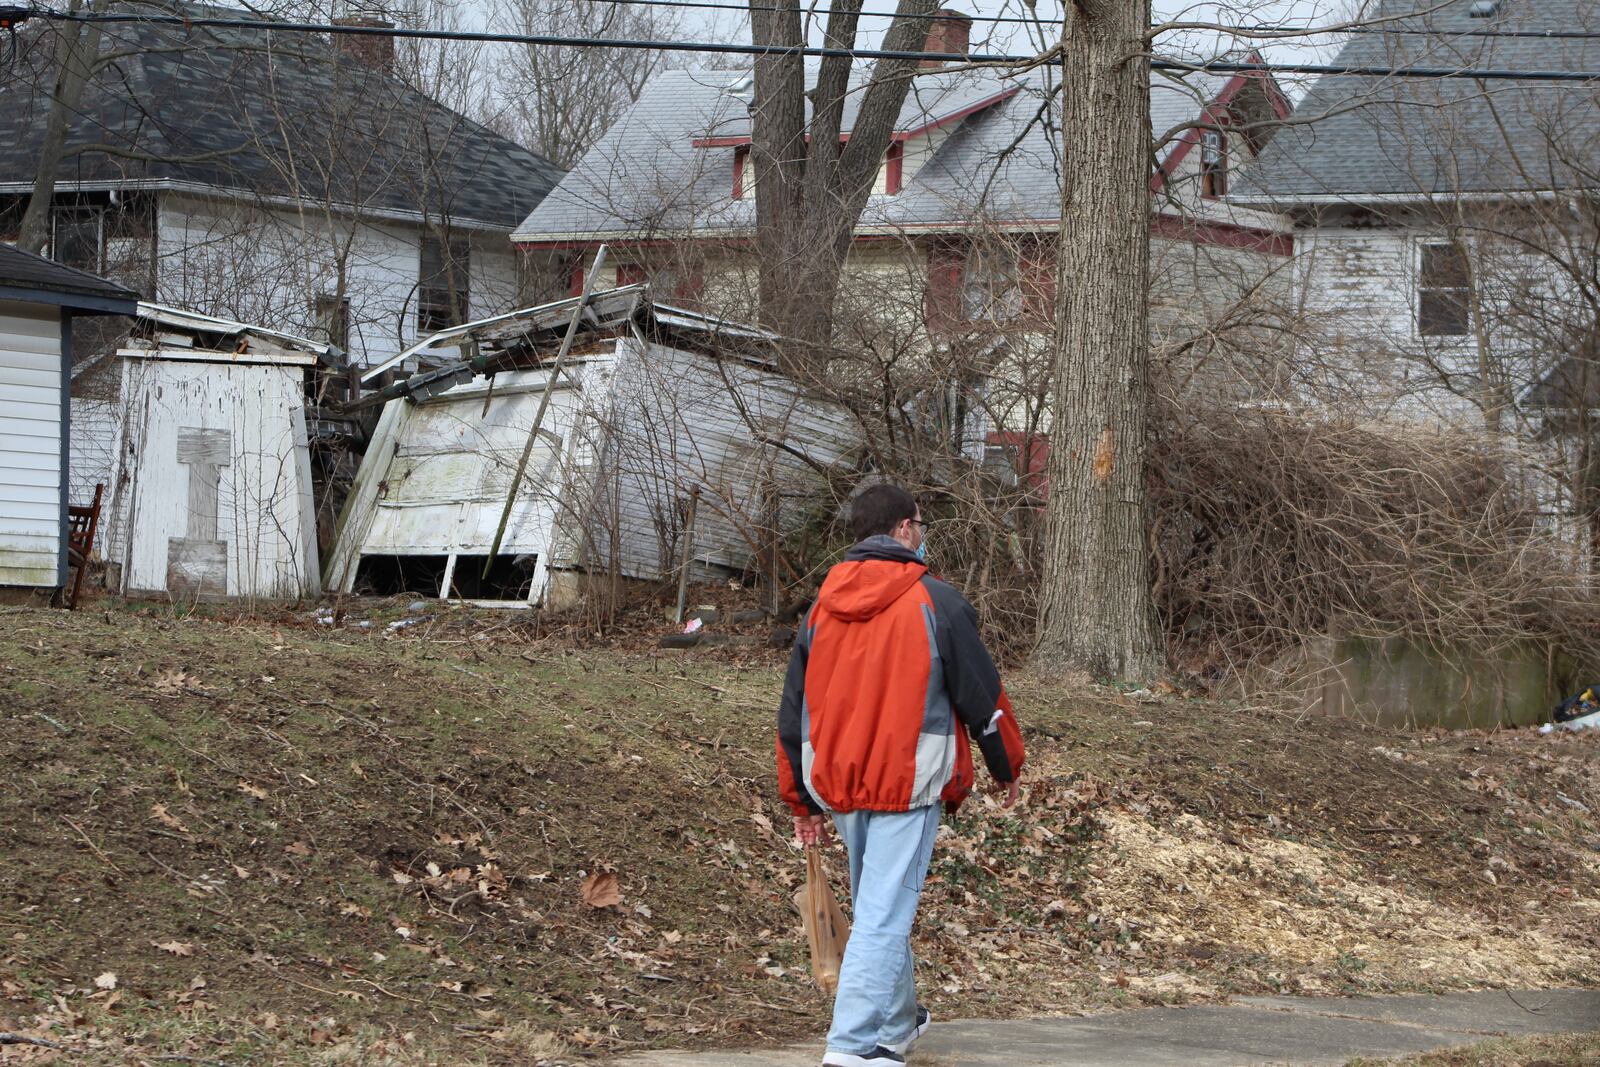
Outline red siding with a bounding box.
[924,239,965,333]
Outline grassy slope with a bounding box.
[0,602,1596,1065]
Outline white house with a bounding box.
[1231,0,1600,556]
[325,286,858,606]
[0,1,565,371]
[0,245,136,594]
[1231,0,1600,430]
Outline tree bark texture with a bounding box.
[1035,0,1164,680]
[747,0,937,361]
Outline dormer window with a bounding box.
[729,141,902,199]
[1200,128,1227,197]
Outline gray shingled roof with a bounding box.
[0,242,140,306]
[0,1,563,229]
[1235,0,1600,204]
[513,64,1247,242]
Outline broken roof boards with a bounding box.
[325,289,855,606]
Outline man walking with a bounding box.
[777,484,1025,1066]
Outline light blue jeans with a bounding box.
[826,804,942,1056]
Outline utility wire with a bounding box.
[15,0,1600,39]
[28,9,1600,82]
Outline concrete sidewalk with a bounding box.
[619,988,1600,1066]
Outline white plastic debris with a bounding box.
[683,617,704,634]
[1540,708,1600,734]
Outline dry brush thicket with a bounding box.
[725,244,1600,685]
[1148,405,1600,680]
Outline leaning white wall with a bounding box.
[0,300,64,588]
[324,356,611,602]
[576,334,857,583]
[328,331,858,604]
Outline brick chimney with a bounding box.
[920,9,972,69]
[332,16,396,73]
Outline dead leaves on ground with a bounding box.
[580,870,622,909]
[147,804,189,835]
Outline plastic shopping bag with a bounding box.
[794,845,849,994]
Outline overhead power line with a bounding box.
[16,0,1600,39]
[24,8,1600,82]
[602,0,1600,41]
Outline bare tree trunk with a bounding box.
[747,0,936,359]
[1035,0,1164,680]
[18,0,107,256]
[747,0,808,343]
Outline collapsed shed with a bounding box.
[324,286,857,606]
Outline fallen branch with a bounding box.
[0,1033,67,1050]
[63,816,124,875]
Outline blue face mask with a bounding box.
[915,538,928,562]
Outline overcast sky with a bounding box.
[680,0,1349,99]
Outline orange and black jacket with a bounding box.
[777,536,1025,816]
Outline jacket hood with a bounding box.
[817,536,928,622]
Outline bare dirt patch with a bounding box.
[0,602,1595,1064]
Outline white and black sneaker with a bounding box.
[821,1048,906,1067]
[881,1006,932,1056]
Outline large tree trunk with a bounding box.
[18,0,106,256]
[1034,0,1164,680]
[747,0,936,362]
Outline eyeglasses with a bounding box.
[908,518,928,530]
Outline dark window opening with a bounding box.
[353,554,450,597]
[447,554,537,600]
[53,209,103,272]
[1200,128,1227,198]
[419,235,471,332]
[1419,242,1470,337]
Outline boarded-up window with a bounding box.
[924,240,965,333]
[1419,242,1470,337]
[419,235,470,332]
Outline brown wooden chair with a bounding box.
[63,483,103,610]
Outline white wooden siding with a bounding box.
[109,354,320,600]
[1294,227,1486,426]
[154,193,538,368]
[327,358,608,603]
[0,301,64,588]
[562,335,857,583]
[329,332,858,604]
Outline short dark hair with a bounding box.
[850,484,918,542]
